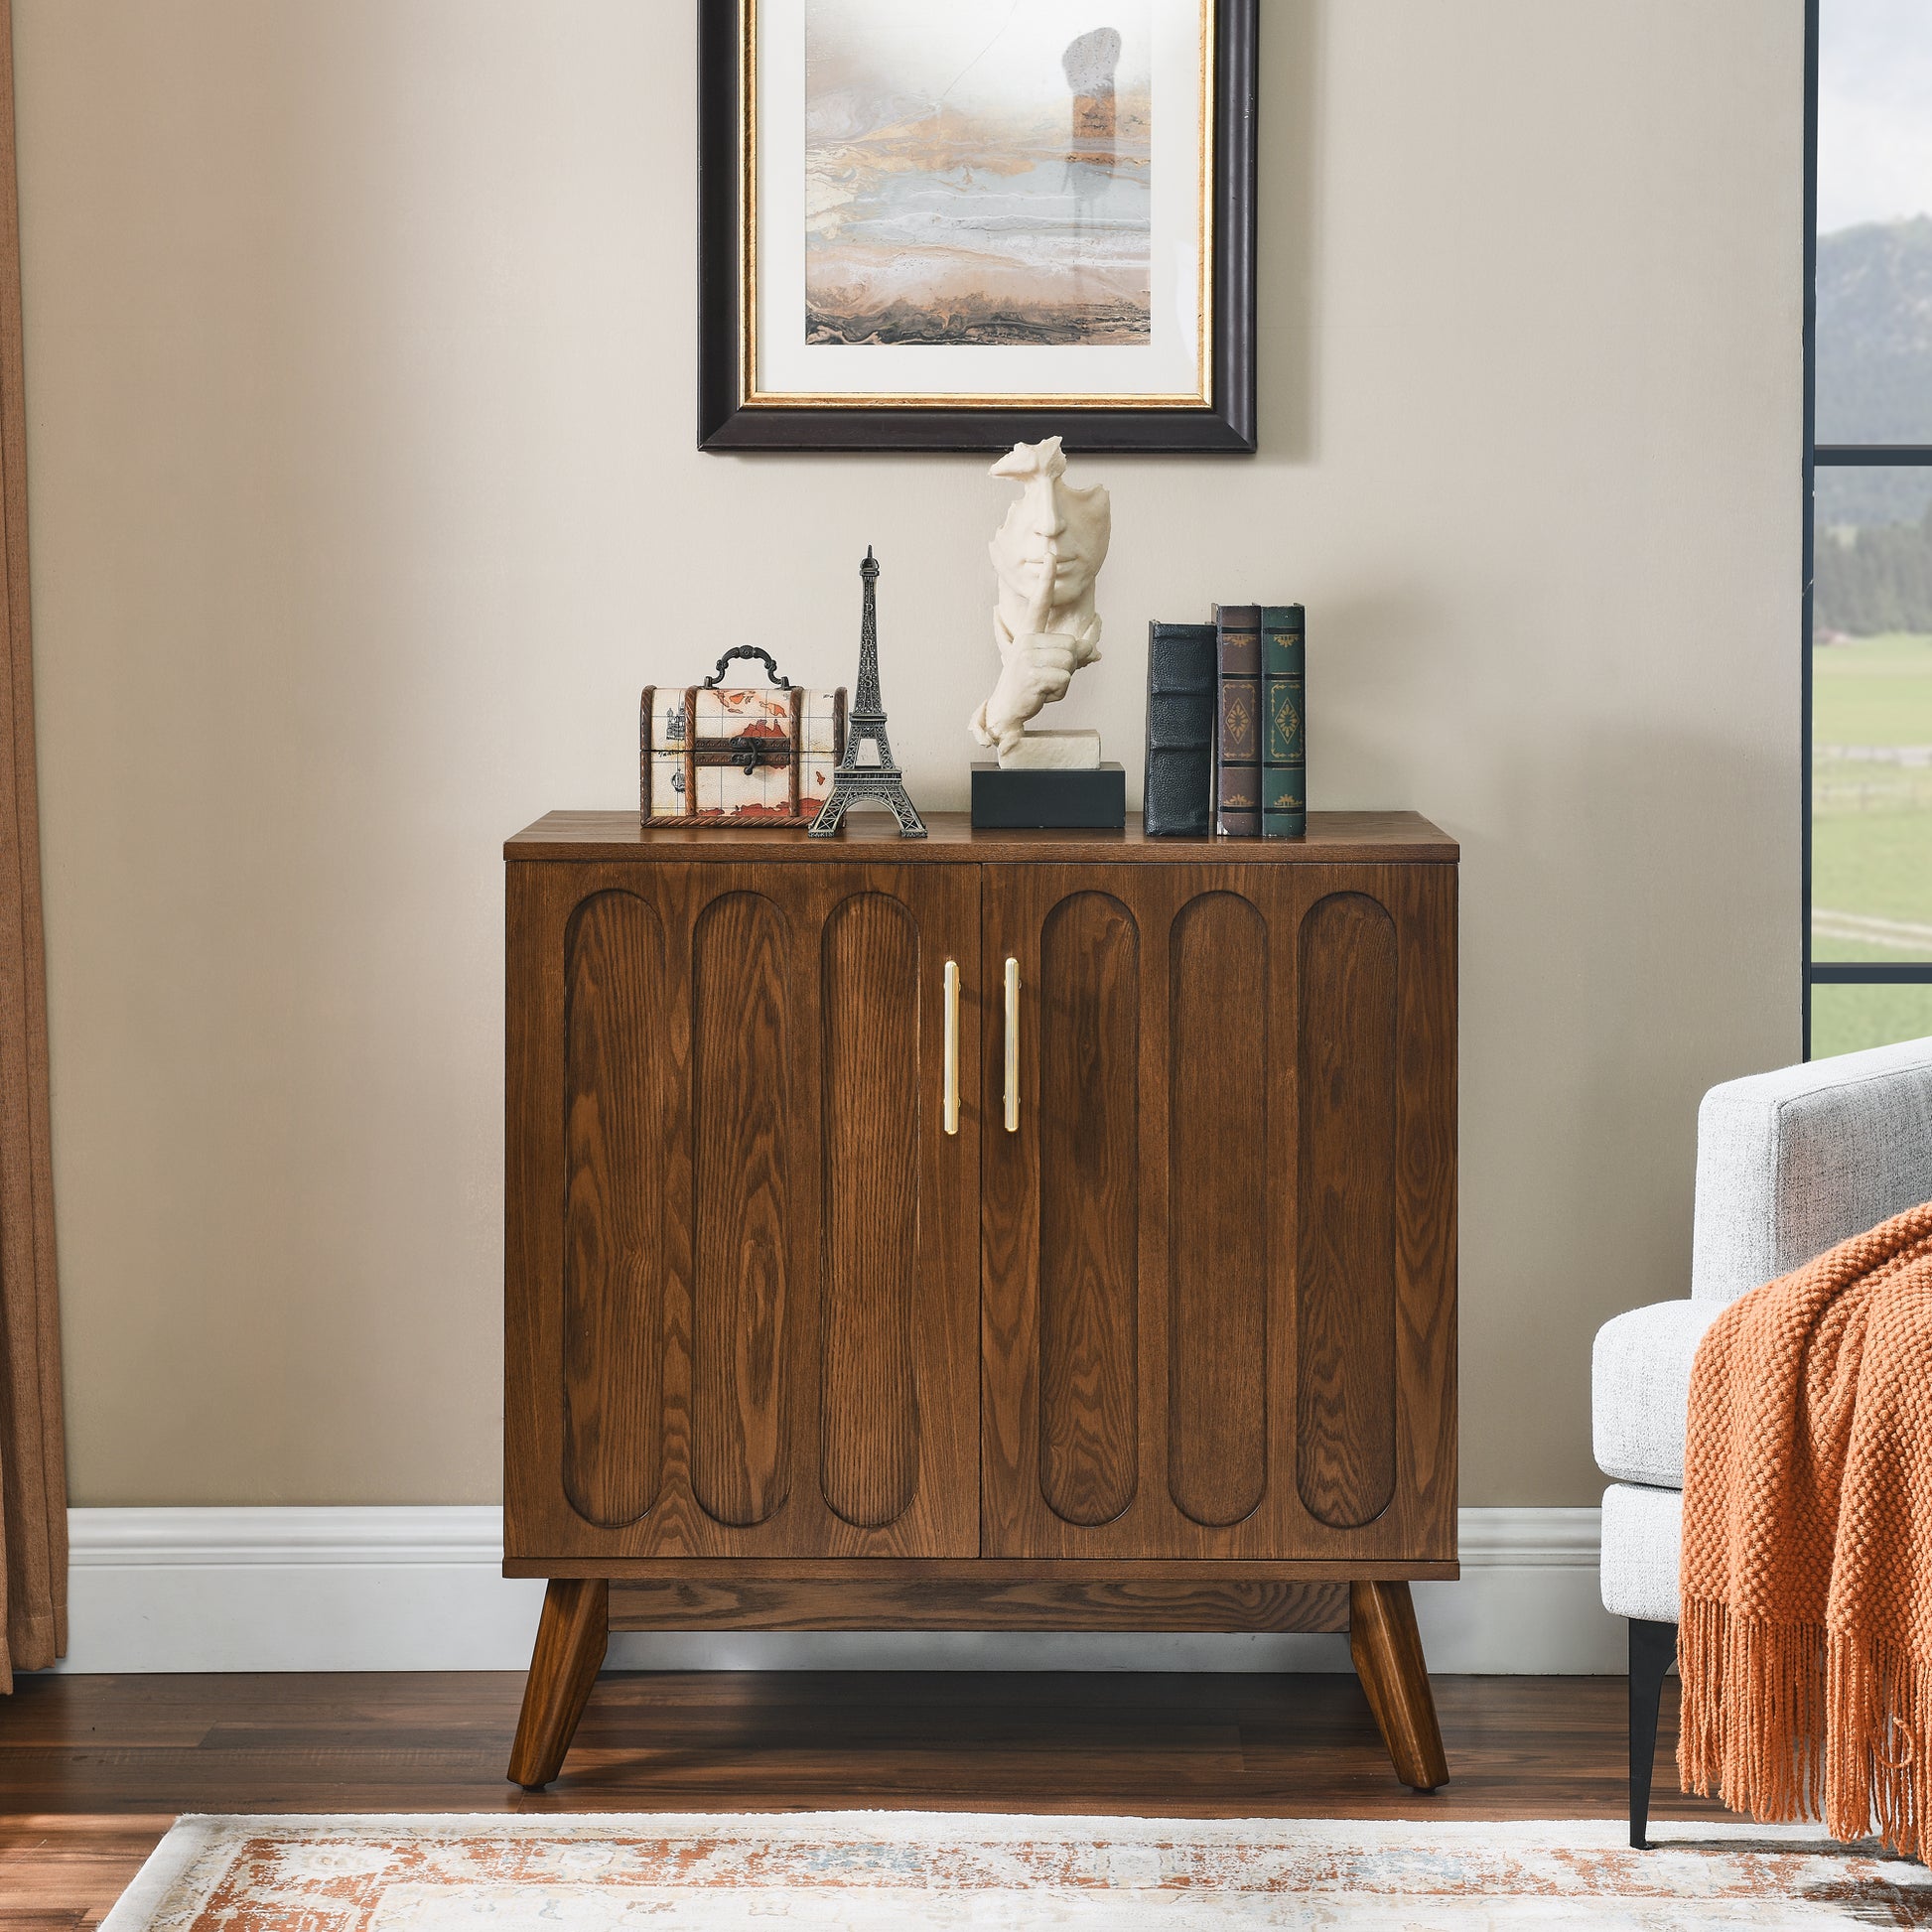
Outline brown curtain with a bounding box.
[0,0,66,1691]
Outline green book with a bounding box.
[1261,605,1306,839]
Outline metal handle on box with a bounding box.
[1003,956,1021,1133]
[700,645,791,689]
[942,960,960,1137]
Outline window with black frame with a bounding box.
[1808,0,1932,1057]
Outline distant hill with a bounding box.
[1815,217,1932,633]
[1817,215,1932,446]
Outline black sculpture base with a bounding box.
[971,761,1126,830]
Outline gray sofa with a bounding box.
[1591,1035,1932,1847]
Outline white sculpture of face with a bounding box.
[968,437,1112,764]
[988,436,1111,640]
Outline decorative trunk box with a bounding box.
[641,648,846,826]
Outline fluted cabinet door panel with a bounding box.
[819,892,922,1530]
[690,892,792,1529]
[1168,892,1268,1528]
[1036,893,1141,1528]
[509,858,979,1564]
[1393,869,1460,1529]
[562,891,670,1529]
[1295,892,1399,1531]
[982,863,1297,1559]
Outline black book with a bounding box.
[1143,621,1216,836]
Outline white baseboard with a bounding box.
[55,1505,1622,1676]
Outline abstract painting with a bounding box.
[802,1,1153,347]
[699,0,1258,452]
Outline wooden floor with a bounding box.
[0,1669,1736,1927]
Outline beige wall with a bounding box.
[14,0,1802,1508]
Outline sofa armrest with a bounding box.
[1592,1299,1723,1486]
[1692,1035,1932,1304]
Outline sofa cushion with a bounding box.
[1601,1481,1682,1622]
[1692,1036,1932,1305]
[1591,1298,1723,1488]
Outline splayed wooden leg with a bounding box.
[1350,1580,1449,1792]
[507,1579,608,1790]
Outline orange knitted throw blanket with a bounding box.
[1679,1196,1932,1856]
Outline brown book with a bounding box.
[1213,604,1262,836]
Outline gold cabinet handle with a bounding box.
[1003,956,1021,1133]
[942,959,959,1137]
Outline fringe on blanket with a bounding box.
[1678,1594,1932,1859]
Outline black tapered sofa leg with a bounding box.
[1627,1617,1678,1850]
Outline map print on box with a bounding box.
[641,677,847,825]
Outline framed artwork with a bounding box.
[698,0,1257,454]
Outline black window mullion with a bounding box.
[1809,963,1932,985]
[1815,446,1932,466]
[1802,0,1818,1054]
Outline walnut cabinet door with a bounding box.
[505,860,982,1562]
[979,863,1457,1564]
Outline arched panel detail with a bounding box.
[1036,891,1140,1527]
[819,892,921,1529]
[562,890,669,1528]
[691,892,792,1528]
[1296,891,1399,1530]
[1168,892,1268,1527]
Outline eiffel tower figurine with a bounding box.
[809,547,927,838]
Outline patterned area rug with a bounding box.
[101,1811,1932,1928]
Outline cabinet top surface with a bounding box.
[506,810,1457,864]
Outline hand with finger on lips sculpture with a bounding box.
[968,436,1111,762]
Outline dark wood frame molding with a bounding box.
[697,0,1259,454]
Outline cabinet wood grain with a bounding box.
[820,894,922,1529]
[979,861,1454,1568]
[1035,892,1141,1528]
[690,892,791,1529]
[507,862,979,1567]
[505,815,1457,1791]
[508,810,1459,866]
[610,1578,1349,1632]
[1296,893,1398,1530]
[1168,892,1269,1529]
[561,893,669,1529]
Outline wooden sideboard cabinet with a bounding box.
[502,810,1458,1790]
